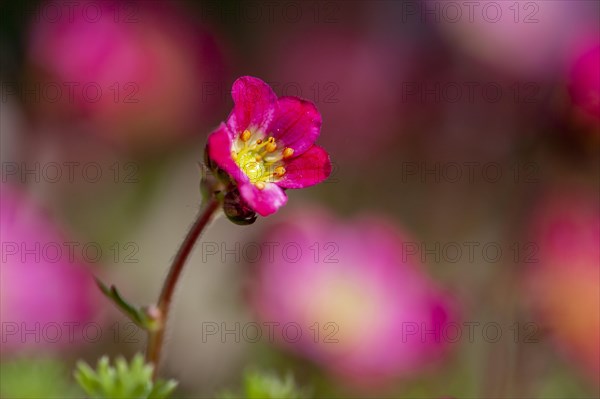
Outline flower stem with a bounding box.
[146,198,220,380]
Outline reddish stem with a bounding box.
[146,198,219,380]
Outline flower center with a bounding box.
[303,271,385,352]
[231,129,294,189]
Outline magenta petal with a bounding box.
[278,145,331,189]
[227,76,277,134]
[239,182,288,217]
[207,123,248,183]
[267,96,322,155]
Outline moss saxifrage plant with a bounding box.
[81,76,331,398]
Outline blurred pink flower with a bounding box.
[261,29,409,161]
[569,44,600,123]
[434,0,599,77]
[247,209,457,387]
[27,0,227,151]
[525,187,600,382]
[0,184,100,353]
[207,77,331,217]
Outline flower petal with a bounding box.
[227,76,277,135]
[206,123,248,183]
[267,96,322,155]
[239,182,288,217]
[278,145,331,189]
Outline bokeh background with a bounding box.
[1,1,599,398]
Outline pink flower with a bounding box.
[27,0,227,151]
[247,208,458,388]
[206,77,331,217]
[433,0,598,76]
[0,184,100,353]
[569,44,600,122]
[524,186,600,383]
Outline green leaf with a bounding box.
[95,278,161,331]
[219,369,310,399]
[149,379,180,399]
[0,357,81,399]
[74,353,177,399]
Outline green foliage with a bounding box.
[0,357,80,399]
[95,278,161,331]
[536,365,596,399]
[219,369,310,399]
[74,353,177,399]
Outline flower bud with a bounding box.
[222,189,257,225]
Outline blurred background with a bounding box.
[1,1,599,398]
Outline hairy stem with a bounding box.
[146,198,220,380]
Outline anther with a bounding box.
[274,166,286,177]
[266,142,277,153]
[241,130,252,142]
[282,147,294,158]
[255,182,265,190]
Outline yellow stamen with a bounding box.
[266,142,277,153]
[233,133,293,186]
[282,147,294,158]
[241,130,252,142]
[274,166,286,177]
